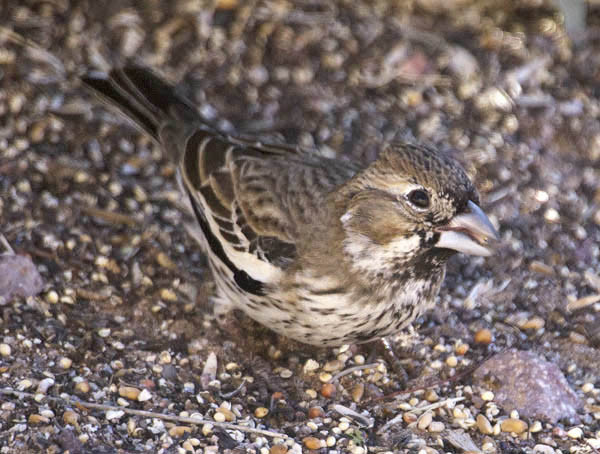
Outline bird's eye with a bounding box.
[407,189,430,209]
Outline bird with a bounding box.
[82,65,499,348]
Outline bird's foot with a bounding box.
[366,337,423,386]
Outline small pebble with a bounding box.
[169,426,191,437]
[0,343,11,357]
[75,381,90,393]
[474,329,492,345]
[213,412,226,422]
[308,406,324,419]
[521,317,545,330]
[319,372,332,382]
[37,378,55,394]
[119,386,141,401]
[58,357,73,369]
[303,436,322,450]
[566,427,583,439]
[279,369,292,379]
[532,445,555,454]
[45,290,59,304]
[446,355,458,367]
[138,389,152,402]
[425,390,439,402]
[351,383,364,402]
[481,391,494,401]
[63,410,79,426]
[500,418,528,434]
[582,383,594,393]
[218,407,235,421]
[303,359,320,374]
[106,410,124,421]
[455,343,469,355]
[306,421,318,431]
[254,407,269,418]
[354,354,365,365]
[321,383,336,398]
[160,288,177,302]
[28,414,49,424]
[403,412,417,424]
[323,360,343,372]
[530,421,543,433]
[159,351,172,364]
[270,445,288,454]
[201,424,213,436]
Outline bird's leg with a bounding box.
[377,338,409,385]
[365,337,424,386]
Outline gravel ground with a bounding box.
[2,0,600,453]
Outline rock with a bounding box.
[0,254,44,303]
[473,349,582,424]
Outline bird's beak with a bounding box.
[435,200,499,257]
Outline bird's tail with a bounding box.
[81,65,202,142]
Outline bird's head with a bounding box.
[337,144,499,277]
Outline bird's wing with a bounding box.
[178,130,359,289]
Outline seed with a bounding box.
[303,359,320,374]
[403,412,417,424]
[429,421,445,432]
[446,355,458,367]
[169,426,191,437]
[417,412,432,430]
[321,383,336,398]
[118,386,140,401]
[270,445,288,454]
[58,357,73,369]
[254,407,269,418]
[501,418,528,434]
[476,414,493,434]
[319,372,332,382]
[0,344,11,357]
[303,436,322,450]
[481,391,494,401]
[75,381,90,393]
[474,328,492,344]
[28,414,49,424]
[63,410,79,426]
[351,383,364,402]
[308,406,324,419]
[455,343,469,355]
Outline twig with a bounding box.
[332,404,374,428]
[78,205,139,227]
[376,397,464,434]
[376,412,404,434]
[331,363,381,382]
[404,397,465,415]
[220,378,247,399]
[0,388,289,439]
